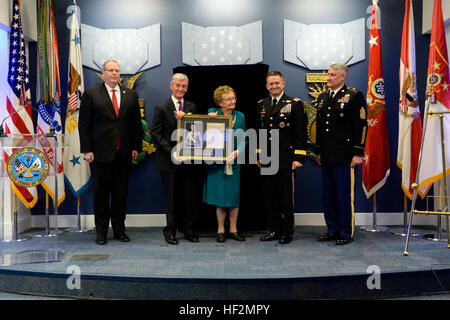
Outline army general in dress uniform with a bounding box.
[315,63,367,245]
[257,71,307,244]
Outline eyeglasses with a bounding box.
[222,97,236,102]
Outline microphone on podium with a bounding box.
[0,99,39,137]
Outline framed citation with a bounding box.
[176,114,232,161]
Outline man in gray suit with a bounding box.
[151,73,199,245]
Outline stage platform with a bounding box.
[0,226,449,300]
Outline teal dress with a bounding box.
[203,108,246,207]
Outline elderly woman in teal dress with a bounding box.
[203,86,246,243]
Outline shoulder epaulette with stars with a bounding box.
[347,87,358,93]
[293,98,301,102]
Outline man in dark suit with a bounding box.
[257,71,307,244]
[315,63,367,245]
[79,59,142,245]
[151,73,199,245]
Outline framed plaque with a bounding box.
[176,114,232,161]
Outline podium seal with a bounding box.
[7,147,50,187]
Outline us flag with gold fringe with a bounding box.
[5,0,38,208]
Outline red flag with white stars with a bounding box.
[362,2,390,198]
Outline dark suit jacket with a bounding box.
[315,85,367,164]
[79,83,142,163]
[151,98,198,172]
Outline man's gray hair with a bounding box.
[102,59,120,70]
[329,63,348,74]
[171,73,189,84]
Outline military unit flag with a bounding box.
[398,0,423,200]
[36,0,65,206]
[416,0,450,197]
[362,1,390,198]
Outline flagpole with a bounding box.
[404,93,434,255]
[391,193,419,237]
[404,0,450,254]
[67,196,92,233]
[34,191,56,238]
[422,112,449,242]
[361,192,389,232]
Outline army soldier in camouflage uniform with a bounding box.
[315,63,367,245]
[257,71,307,244]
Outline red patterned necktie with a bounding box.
[112,89,121,149]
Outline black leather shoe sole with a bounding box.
[165,236,178,245]
[184,235,199,242]
[96,236,107,245]
[114,233,130,242]
[278,235,292,244]
[260,232,279,241]
[336,238,353,245]
[317,233,339,242]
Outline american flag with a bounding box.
[5,0,38,208]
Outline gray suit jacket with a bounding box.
[151,98,198,172]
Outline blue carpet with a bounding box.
[0,226,448,299]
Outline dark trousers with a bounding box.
[261,169,295,236]
[321,164,355,239]
[160,167,198,238]
[90,150,130,236]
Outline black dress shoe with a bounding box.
[184,234,199,242]
[216,232,226,243]
[96,234,107,245]
[278,235,292,244]
[227,232,245,241]
[317,233,339,242]
[113,232,130,242]
[165,235,178,245]
[336,237,353,245]
[260,232,279,241]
